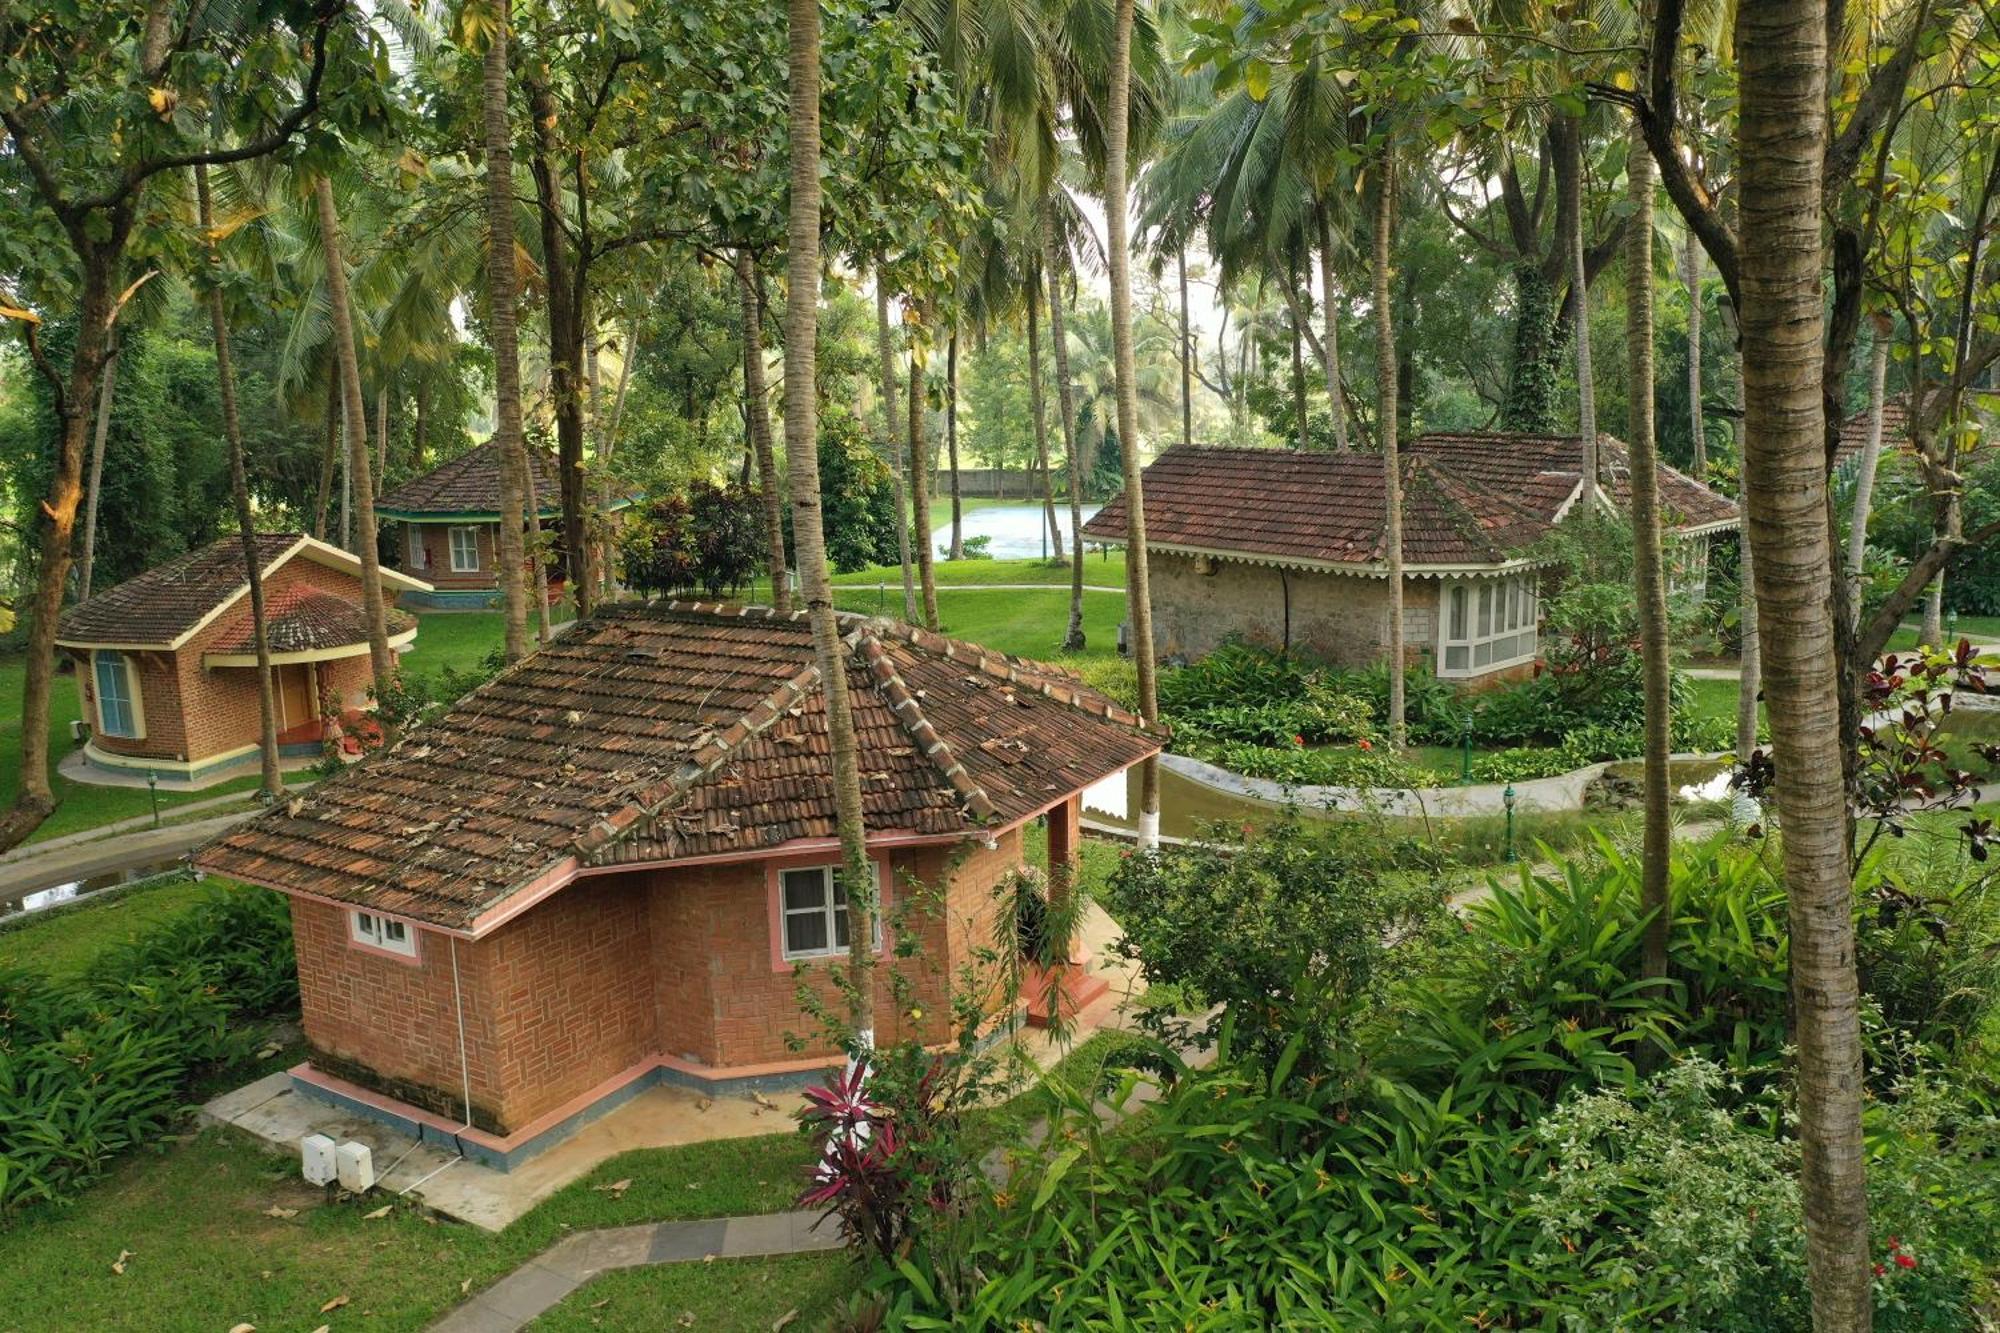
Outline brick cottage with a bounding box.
[378,439,636,608]
[56,533,431,788]
[198,602,1158,1168]
[1083,435,1739,687]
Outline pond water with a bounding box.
[929,502,1102,561]
[0,860,187,923]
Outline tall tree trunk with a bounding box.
[198,164,283,801]
[1025,281,1064,562]
[908,335,940,628]
[1047,229,1087,652]
[1625,124,1670,980]
[2,247,121,848]
[1737,1,1873,1319]
[526,79,593,612]
[946,330,965,560]
[1177,241,1193,448]
[1374,153,1405,747]
[785,0,874,1048]
[1108,0,1161,847]
[875,266,917,621]
[1315,200,1349,452]
[314,371,338,542]
[1845,322,1891,626]
[78,336,119,602]
[599,317,640,603]
[523,448,554,644]
[482,19,531,662]
[314,176,394,691]
[734,250,790,613]
[1684,228,1706,476]
[1565,119,1598,489]
[1920,569,1945,648]
[1734,358,1761,758]
[373,382,389,493]
[413,380,429,472]
[1288,262,1310,450]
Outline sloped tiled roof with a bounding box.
[1835,398,1912,465]
[197,602,1158,931]
[1082,435,1738,571]
[59,533,305,648]
[209,590,415,657]
[376,440,565,518]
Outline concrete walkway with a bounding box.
[1688,640,2000,680]
[0,810,257,901]
[838,580,1125,595]
[429,1212,840,1333]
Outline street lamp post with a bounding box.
[147,770,161,828]
[1502,783,1517,863]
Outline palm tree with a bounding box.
[196,163,284,802]
[479,5,532,662]
[1683,228,1706,475]
[1565,119,1598,489]
[314,174,395,689]
[734,250,790,613]
[907,311,941,628]
[1106,0,1162,848]
[1372,150,1405,746]
[1845,316,1892,626]
[1047,222,1089,651]
[1025,272,1066,565]
[1736,0,1873,1318]
[875,263,919,622]
[785,0,875,1044]
[1623,124,1669,980]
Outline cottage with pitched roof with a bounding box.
[56,534,432,788]
[1082,435,1740,686]
[197,602,1158,1169]
[378,440,636,607]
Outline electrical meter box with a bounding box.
[335,1140,376,1192]
[301,1133,337,1186]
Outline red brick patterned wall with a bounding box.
[404,522,500,591]
[292,898,507,1124]
[73,647,187,762]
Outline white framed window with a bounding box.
[406,524,428,570]
[93,650,143,738]
[1668,535,1711,599]
[448,525,481,573]
[1439,575,1539,677]
[350,909,418,958]
[779,865,883,961]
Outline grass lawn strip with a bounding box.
[0,873,226,980]
[529,1252,856,1331]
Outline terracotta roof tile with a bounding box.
[197,602,1158,930]
[58,533,305,647]
[210,590,414,656]
[1082,434,1738,570]
[1835,398,1912,464]
[376,440,565,517]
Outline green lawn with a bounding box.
[0,874,224,980]
[398,608,515,677]
[534,1252,858,1331]
[832,550,1126,589]
[832,586,1126,664]
[1887,614,2000,652]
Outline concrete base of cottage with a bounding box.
[396,587,504,611]
[60,736,329,790]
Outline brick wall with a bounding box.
[401,521,500,590]
[73,647,187,762]
[294,828,1038,1132]
[292,898,508,1129]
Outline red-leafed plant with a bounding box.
[799,1054,958,1261]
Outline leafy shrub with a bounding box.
[0,887,297,1217]
[1168,696,1374,749]
[621,480,765,599]
[1175,736,1443,789]
[1064,658,1136,710]
[1101,812,1449,1072]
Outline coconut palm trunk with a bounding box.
[480,16,531,662]
[734,250,790,612]
[1177,242,1193,448]
[314,372,338,542]
[908,333,941,628]
[875,266,918,622]
[78,338,119,602]
[1108,0,1161,846]
[314,175,394,690]
[946,331,965,560]
[197,164,283,800]
[1624,125,1670,980]
[1845,322,1890,626]
[522,451,554,645]
[1737,0,1873,1319]
[1565,119,1597,489]
[1025,278,1064,562]
[785,0,875,1046]
[1734,362,1760,759]
[1374,151,1405,747]
[1047,230,1087,652]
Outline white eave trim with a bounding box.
[204,623,419,669]
[1089,535,1545,579]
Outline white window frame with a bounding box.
[349,909,418,959]
[448,525,481,573]
[92,649,144,739]
[779,864,884,962]
[1668,535,1711,600]
[1438,575,1539,678]
[406,524,428,570]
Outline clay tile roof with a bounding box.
[1835,398,1911,464]
[376,440,567,518]
[57,533,305,648]
[210,590,415,656]
[1083,435,1737,570]
[196,602,1159,931]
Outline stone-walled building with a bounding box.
[56,534,430,787]
[198,602,1158,1169]
[1083,436,1739,686]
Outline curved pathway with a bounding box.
[429,1211,839,1333]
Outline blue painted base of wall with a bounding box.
[397,588,501,611]
[71,739,325,790]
